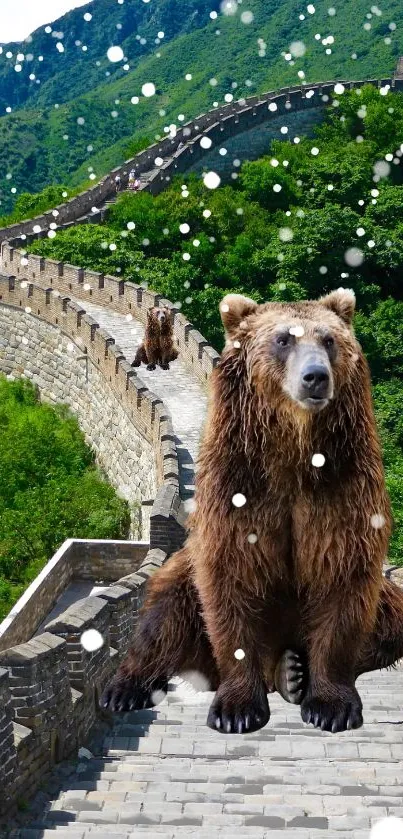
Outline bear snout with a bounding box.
[300,363,330,400]
[289,355,334,410]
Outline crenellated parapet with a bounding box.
[0,272,174,460]
[0,546,169,820]
[1,243,221,387]
[0,73,397,244]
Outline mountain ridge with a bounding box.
[1,0,403,213]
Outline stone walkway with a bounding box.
[83,301,208,499]
[14,665,403,838]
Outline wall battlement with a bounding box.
[0,274,179,482]
[1,244,221,387]
[0,74,397,245]
[0,546,168,818]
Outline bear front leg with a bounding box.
[195,571,270,734]
[145,345,159,371]
[101,549,219,712]
[131,344,147,368]
[301,579,380,732]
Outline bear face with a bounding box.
[147,306,172,327]
[158,307,174,333]
[220,289,359,416]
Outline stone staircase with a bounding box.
[100,170,164,211]
[12,666,403,838]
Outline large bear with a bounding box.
[102,289,403,734]
[132,306,178,371]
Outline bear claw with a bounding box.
[301,688,363,733]
[100,674,168,713]
[207,683,270,734]
[274,650,308,705]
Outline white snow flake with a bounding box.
[234,648,246,660]
[289,325,304,337]
[279,227,293,242]
[370,817,403,839]
[107,46,124,63]
[142,82,156,97]
[290,41,306,58]
[81,630,104,652]
[203,171,221,189]
[345,248,364,267]
[371,514,386,529]
[312,453,325,468]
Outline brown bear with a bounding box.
[132,306,178,371]
[102,289,403,734]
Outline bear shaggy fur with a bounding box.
[132,306,178,371]
[102,289,403,734]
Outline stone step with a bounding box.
[17,827,347,839]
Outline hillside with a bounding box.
[0,377,130,620]
[1,0,403,213]
[0,0,220,111]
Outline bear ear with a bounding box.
[319,288,356,326]
[219,294,258,335]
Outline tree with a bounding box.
[239,157,299,210]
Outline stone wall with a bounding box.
[0,303,157,538]
[188,108,326,182]
[0,76,394,244]
[0,244,221,388]
[0,546,168,821]
[0,539,150,652]
[0,274,182,486]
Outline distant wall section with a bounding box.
[188,109,325,182]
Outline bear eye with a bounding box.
[323,336,334,350]
[276,334,290,347]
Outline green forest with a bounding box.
[1,0,403,211]
[28,85,403,564]
[0,377,130,621]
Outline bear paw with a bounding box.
[131,360,141,367]
[274,649,307,705]
[207,682,270,734]
[301,687,363,733]
[100,673,168,713]
[160,362,170,370]
[146,363,156,370]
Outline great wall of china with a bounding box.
[1,70,403,836]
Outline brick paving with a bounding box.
[12,666,403,837]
